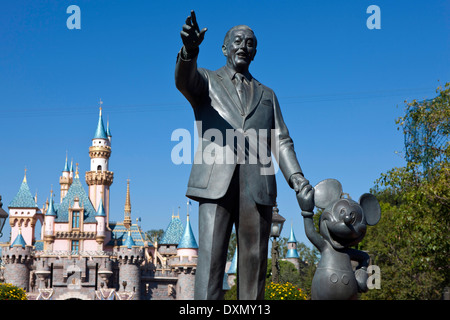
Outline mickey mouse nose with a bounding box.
[344,212,355,225]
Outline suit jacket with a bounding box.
[175,49,302,206]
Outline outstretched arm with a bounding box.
[297,186,325,251]
[175,10,208,106]
[301,211,326,252]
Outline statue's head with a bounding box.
[314,179,381,250]
[222,25,257,73]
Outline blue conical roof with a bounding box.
[46,194,56,216]
[227,247,237,274]
[11,231,27,248]
[123,230,136,249]
[93,109,108,139]
[63,156,69,172]
[106,121,112,137]
[286,225,300,258]
[287,248,300,259]
[96,197,106,217]
[288,225,297,243]
[9,177,38,208]
[177,214,198,249]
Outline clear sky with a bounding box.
[0,0,449,249]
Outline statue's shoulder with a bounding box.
[256,80,276,96]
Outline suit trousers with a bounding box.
[194,164,273,300]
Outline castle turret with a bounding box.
[8,170,40,247]
[59,154,72,202]
[159,210,184,257]
[85,106,114,227]
[116,230,144,300]
[95,196,107,250]
[43,190,56,251]
[172,213,198,300]
[286,225,300,271]
[1,229,33,290]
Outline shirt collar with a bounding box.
[223,65,252,82]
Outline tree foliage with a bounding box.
[145,229,164,243]
[361,83,449,299]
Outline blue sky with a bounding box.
[0,0,449,249]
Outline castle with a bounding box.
[0,108,202,300]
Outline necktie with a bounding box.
[235,73,247,112]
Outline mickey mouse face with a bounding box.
[314,179,381,250]
[319,198,367,249]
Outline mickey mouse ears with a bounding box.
[314,179,343,210]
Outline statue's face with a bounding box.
[319,199,367,250]
[223,28,257,73]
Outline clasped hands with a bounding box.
[290,173,315,215]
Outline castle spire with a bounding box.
[125,179,131,214]
[93,103,108,140]
[177,212,198,249]
[124,179,132,229]
[63,152,69,172]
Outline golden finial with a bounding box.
[99,99,103,114]
[23,166,27,183]
[75,163,79,178]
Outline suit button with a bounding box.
[330,273,338,283]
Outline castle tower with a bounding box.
[286,225,300,271]
[85,106,114,227]
[43,190,56,251]
[1,230,33,290]
[123,179,132,230]
[59,154,73,202]
[116,230,144,300]
[8,170,41,247]
[173,213,198,300]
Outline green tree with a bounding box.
[227,229,237,261]
[145,229,164,243]
[361,83,450,300]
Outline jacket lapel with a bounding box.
[216,68,245,115]
[214,67,265,125]
[246,79,263,118]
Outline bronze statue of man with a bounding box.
[175,10,313,300]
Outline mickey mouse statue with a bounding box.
[297,179,381,300]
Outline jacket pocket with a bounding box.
[188,150,216,189]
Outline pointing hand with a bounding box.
[181,10,208,53]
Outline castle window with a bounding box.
[72,211,80,229]
[71,240,79,253]
[97,165,102,171]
